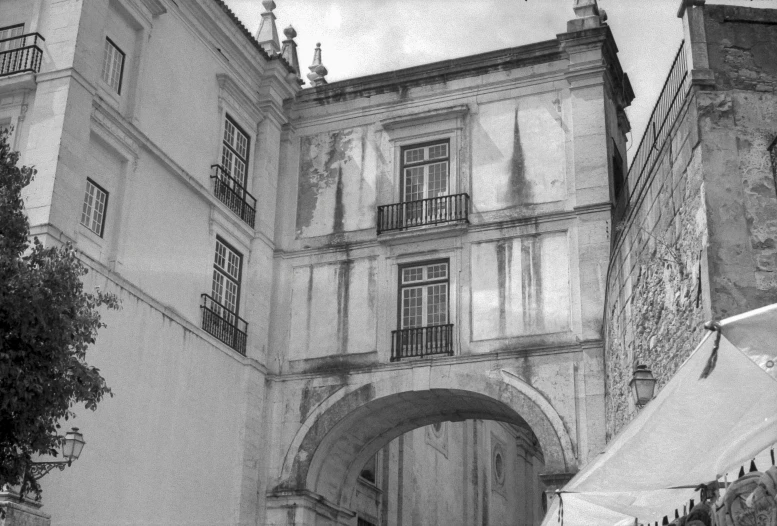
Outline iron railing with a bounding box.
[616,41,691,223]
[200,293,247,355]
[0,33,44,78]
[377,193,469,234]
[390,324,454,362]
[210,164,257,228]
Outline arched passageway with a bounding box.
[269,370,576,523]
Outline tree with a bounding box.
[0,129,118,500]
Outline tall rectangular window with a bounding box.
[399,261,449,329]
[400,140,450,224]
[212,238,242,319]
[221,116,249,188]
[401,140,449,203]
[101,38,124,93]
[80,179,108,237]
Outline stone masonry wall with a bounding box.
[604,95,708,440]
[604,5,777,440]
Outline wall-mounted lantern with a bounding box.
[28,427,86,480]
[630,364,657,408]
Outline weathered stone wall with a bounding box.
[604,4,777,440]
[604,94,708,440]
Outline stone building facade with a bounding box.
[0,0,689,524]
[604,1,777,439]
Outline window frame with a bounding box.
[221,114,251,190]
[399,139,451,204]
[102,37,125,94]
[212,236,243,318]
[80,178,109,238]
[396,258,450,330]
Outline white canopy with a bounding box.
[542,303,777,526]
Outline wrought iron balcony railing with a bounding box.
[390,324,454,362]
[200,294,247,355]
[377,193,469,235]
[210,165,257,228]
[0,33,45,78]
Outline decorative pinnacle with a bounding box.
[307,43,328,86]
[255,0,280,54]
[281,25,302,83]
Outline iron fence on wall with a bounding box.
[200,293,248,355]
[377,193,469,234]
[390,324,454,361]
[210,164,257,228]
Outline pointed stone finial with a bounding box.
[567,0,607,32]
[255,0,280,55]
[281,25,302,83]
[306,43,328,87]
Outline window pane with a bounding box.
[426,162,448,197]
[404,166,424,202]
[428,143,448,159]
[426,284,448,325]
[80,180,107,236]
[402,267,424,284]
[404,147,424,164]
[427,263,447,280]
[401,288,423,328]
[102,39,124,93]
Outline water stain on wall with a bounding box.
[336,259,352,354]
[521,236,544,333]
[509,108,532,205]
[495,239,514,337]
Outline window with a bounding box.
[0,24,24,52]
[401,140,449,222]
[399,261,449,329]
[201,238,248,354]
[80,179,108,237]
[101,38,125,93]
[212,238,242,318]
[391,260,453,361]
[221,116,250,188]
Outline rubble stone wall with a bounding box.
[604,4,777,440]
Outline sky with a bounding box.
[224,0,774,161]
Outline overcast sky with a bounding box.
[224,0,773,161]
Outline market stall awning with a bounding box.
[542,303,777,526]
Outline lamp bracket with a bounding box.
[28,460,71,480]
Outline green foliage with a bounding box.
[0,129,118,500]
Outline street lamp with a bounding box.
[630,364,657,408]
[27,428,86,480]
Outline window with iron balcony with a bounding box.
[0,24,45,78]
[391,260,453,361]
[201,238,248,355]
[377,139,469,234]
[211,116,257,228]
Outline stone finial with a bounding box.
[255,0,280,55]
[281,25,302,83]
[567,0,607,32]
[306,43,328,87]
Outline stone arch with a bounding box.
[274,368,576,511]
